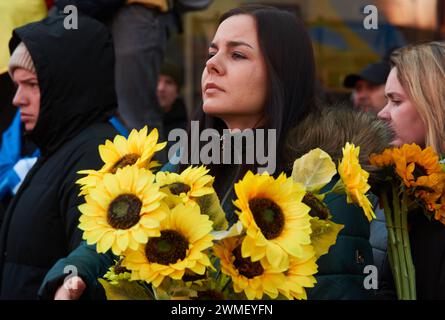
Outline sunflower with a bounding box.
[213,236,287,300]
[370,148,395,168]
[413,171,444,198]
[370,144,445,212]
[156,166,215,207]
[415,179,445,225]
[78,166,167,255]
[433,194,445,225]
[233,171,312,270]
[77,126,166,195]
[277,245,318,300]
[416,187,443,214]
[121,202,214,287]
[392,144,443,189]
[337,142,375,221]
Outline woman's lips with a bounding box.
[204,83,224,93]
[20,115,33,122]
[205,87,223,94]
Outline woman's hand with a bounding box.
[54,276,86,300]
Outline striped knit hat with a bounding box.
[8,42,36,78]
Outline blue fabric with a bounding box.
[370,205,388,274]
[108,116,129,137]
[0,112,22,198]
[0,111,21,177]
[0,170,20,199]
[0,111,41,199]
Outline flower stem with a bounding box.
[381,190,402,299]
[221,277,232,295]
[392,184,409,299]
[401,192,416,299]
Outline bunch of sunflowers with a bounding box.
[76,127,376,300]
[370,143,445,300]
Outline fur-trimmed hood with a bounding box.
[284,107,394,176]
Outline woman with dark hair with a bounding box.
[39,5,391,300]
[196,5,317,160]
[175,5,319,224]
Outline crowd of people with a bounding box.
[0,1,444,300]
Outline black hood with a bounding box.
[9,13,117,156]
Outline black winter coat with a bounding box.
[0,13,118,299]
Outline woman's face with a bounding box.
[201,14,267,130]
[378,67,426,147]
[12,68,40,131]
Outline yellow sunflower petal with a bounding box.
[97,231,115,253]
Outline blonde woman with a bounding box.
[377,41,445,299]
[379,41,445,153]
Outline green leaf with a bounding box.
[310,218,344,259]
[211,221,244,240]
[292,148,337,193]
[98,279,153,300]
[195,193,228,231]
[154,278,198,300]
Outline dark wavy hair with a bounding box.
[181,4,318,177]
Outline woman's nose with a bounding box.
[205,55,224,76]
[12,86,25,108]
[377,103,391,121]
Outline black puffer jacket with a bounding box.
[0,14,118,299]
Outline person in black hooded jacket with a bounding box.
[0,13,119,299]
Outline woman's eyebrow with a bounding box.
[210,41,254,50]
[19,76,38,82]
[227,41,253,49]
[385,92,402,99]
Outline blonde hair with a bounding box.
[390,41,445,154]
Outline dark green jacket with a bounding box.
[306,181,375,299]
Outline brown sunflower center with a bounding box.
[107,194,142,229]
[412,164,428,180]
[249,198,284,240]
[145,230,189,265]
[111,154,140,173]
[114,259,130,275]
[183,269,207,282]
[303,192,330,220]
[168,182,191,196]
[232,245,264,279]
